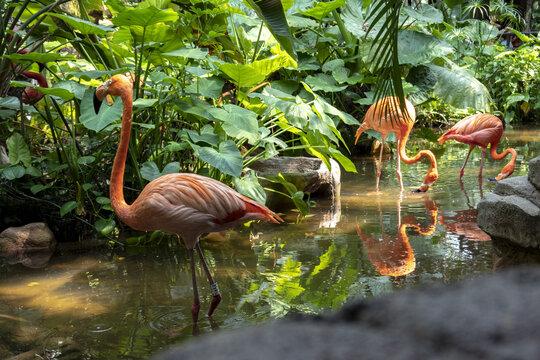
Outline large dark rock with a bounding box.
[153,266,540,360]
[247,157,340,210]
[529,156,540,191]
[0,222,56,268]
[477,155,540,248]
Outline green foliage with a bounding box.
[1,0,535,237]
[479,45,540,122]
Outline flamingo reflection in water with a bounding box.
[438,180,491,242]
[356,195,438,278]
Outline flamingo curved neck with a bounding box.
[22,71,48,88]
[398,140,437,171]
[110,88,133,219]
[490,145,517,162]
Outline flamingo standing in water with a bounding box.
[355,96,439,193]
[437,113,517,181]
[93,74,282,322]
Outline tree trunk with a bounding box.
[514,0,536,32]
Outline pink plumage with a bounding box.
[94,74,281,323]
[438,113,517,181]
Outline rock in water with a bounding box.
[477,155,540,248]
[0,223,56,268]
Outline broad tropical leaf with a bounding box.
[47,13,115,35]
[80,88,124,132]
[7,133,31,167]
[191,141,243,177]
[233,170,267,205]
[426,63,491,112]
[244,0,297,60]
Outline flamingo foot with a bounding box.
[366,190,382,196]
[191,302,200,323]
[207,294,222,317]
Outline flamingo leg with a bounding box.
[375,139,385,192]
[189,248,200,323]
[396,139,403,191]
[459,145,474,180]
[195,243,222,317]
[478,147,487,179]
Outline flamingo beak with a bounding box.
[93,90,103,114]
[413,183,430,193]
[490,173,509,182]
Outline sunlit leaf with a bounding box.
[426,63,491,112]
[162,47,208,59]
[53,81,88,100]
[244,0,297,60]
[191,141,243,177]
[233,170,267,204]
[80,88,124,132]
[220,56,290,88]
[5,52,76,63]
[33,87,74,101]
[113,6,179,27]
[209,105,261,144]
[48,13,115,35]
[397,30,453,66]
[402,4,443,24]
[186,77,225,98]
[305,74,348,93]
[7,133,31,167]
[300,0,346,20]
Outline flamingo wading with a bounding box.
[355,96,439,192]
[93,74,282,322]
[437,113,517,181]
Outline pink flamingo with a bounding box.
[355,96,439,193]
[437,113,517,181]
[93,74,282,322]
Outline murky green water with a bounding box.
[1,126,539,359]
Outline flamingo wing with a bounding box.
[127,173,280,239]
[438,113,504,148]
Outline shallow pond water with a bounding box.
[1,126,539,359]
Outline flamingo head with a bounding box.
[490,162,515,182]
[94,74,132,113]
[413,169,439,193]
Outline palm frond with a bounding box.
[365,0,407,125]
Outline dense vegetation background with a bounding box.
[1,0,539,239]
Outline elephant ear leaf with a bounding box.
[244,0,297,61]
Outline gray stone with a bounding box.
[0,223,56,268]
[0,223,55,252]
[477,155,540,248]
[529,156,540,190]
[247,157,340,209]
[152,266,540,360]
[477,193,540,248]
[493,176,540,208]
